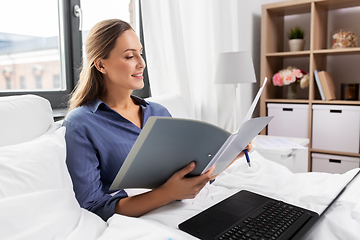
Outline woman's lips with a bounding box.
[132,73,143,79]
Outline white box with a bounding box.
[253,135,309,173]
[267,103,309,138]
[312,105,360,153]
[312,153,359,174]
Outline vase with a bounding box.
[287,83,298,99]
[289,39,305,52]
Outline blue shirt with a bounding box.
[63,96,171,221]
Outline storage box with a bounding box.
[312,105,360,153]
[312,153,359,174]
[267,103,309,138]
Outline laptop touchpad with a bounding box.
[219,199,254,217]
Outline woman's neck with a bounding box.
[100,90,134,110]
[100,90,142,128]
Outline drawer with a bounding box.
[312,153,359,174]
[312,105,360,153]
[267,103,309,138]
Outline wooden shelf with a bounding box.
[311,100,360,105]
[266,51,311,57]
[315,0,360,10]
[310,148,360,158]
[263,1,311,15]
[265,99,309,104]
[260,0,360,173]
[266,99,360,105]
[267,48,360,56]
[313,47,360,55]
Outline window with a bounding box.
[5,77,11,89]
[0,0,68,107]
[20,76,26,89]
[35,76,42,89]
[0,0,149,108]
[53,75,60,88]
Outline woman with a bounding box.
[64,19,251,221]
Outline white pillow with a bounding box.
[0,127,106,240]
[0,127,69,198]
[0,95,54,147]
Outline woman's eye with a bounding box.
[126,56,134,59]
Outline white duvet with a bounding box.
[1,126,359,240]
[99,151,360,240]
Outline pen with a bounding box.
[244,149,251,167]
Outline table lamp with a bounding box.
[215,51,257,132]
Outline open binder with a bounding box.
[110,78,273,190]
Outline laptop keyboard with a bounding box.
[217,200,306,240]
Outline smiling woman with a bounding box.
[63,19,216,221]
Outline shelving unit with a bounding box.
[260,0,360,172]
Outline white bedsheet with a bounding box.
[98,151,360,240]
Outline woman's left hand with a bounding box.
[235,142,253,159]
[209,142,253,181]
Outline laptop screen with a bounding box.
[318,169,360,216]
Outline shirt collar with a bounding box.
[88,95,149,113]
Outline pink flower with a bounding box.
[292,69,303,78]
[272,72,283,86]
[272,67,309,88]
[282,69,296,85]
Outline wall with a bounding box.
[235,0,288,119]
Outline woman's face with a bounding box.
[99,29,146,92]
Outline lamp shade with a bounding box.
[214,51,256,84]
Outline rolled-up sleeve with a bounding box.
[63,120,128,221]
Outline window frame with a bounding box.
[132,0,151,98]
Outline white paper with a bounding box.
[239,77,268,128]
[202,116,273,175]
[202,134,237,174]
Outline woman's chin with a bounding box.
[132,83,145,91]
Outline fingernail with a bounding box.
[190,162,195,168]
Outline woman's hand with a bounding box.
[235,142,253,159]
[160,162,216,200]
[210,142,254,180]
[116,162,215,217]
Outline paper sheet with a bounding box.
[239,77,267,128]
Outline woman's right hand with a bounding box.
[116,162,216,217]
[159,162,216,201]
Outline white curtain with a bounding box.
[141,0,244,131]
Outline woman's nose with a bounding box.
[138,55,146,69]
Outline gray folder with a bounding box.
[110,115,273,190]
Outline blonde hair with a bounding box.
[68,19,133,111]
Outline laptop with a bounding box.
[179,169,360,240]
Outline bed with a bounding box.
[0,94,359,240]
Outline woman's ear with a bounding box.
[94,59,107,74]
